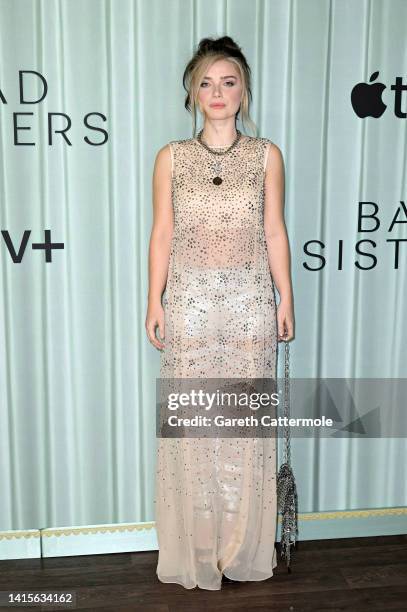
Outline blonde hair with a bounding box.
[182,36,257,138]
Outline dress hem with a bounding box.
[156,567,277,591]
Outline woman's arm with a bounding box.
[264,143,295,341]
[145,144,173,350]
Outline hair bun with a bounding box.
[198,36,241,55]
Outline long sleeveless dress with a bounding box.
[154,134,278,590]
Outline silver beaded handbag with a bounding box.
[277,340,299,571]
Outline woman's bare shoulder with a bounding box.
[260,137,284,167]
[153,143,174,179]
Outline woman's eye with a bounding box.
[200,81,235,87]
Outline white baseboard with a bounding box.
[1,508,406,560]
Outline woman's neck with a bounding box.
[200,126,239,147]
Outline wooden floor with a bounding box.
[0,535,406,611]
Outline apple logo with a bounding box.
[351,71,387,118]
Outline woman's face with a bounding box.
[197,59,243,120]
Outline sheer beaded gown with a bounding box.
[154,134,278,590]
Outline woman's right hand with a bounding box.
[145,302,165,350]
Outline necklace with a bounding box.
[196,128,242,185]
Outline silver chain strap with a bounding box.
[277,339,298,571]
[283,340,291,464]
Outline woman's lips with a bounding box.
[210,103,225,108]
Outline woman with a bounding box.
[146,36,294,590]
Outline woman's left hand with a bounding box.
[277,299,295,342]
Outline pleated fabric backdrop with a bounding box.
[0,0,406,532]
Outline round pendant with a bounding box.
[213,176,222,185]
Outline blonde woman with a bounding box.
[146,36,294,591]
